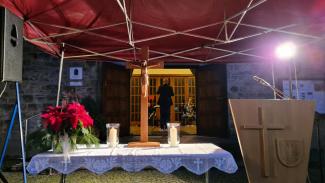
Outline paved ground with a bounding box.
[4,167,248,183]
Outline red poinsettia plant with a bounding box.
[41,102,99,152]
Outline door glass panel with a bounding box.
[130,74,196,135]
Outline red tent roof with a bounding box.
[1,0,325,64]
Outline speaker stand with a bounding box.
[0,82,27,183]
[0,171,8,183]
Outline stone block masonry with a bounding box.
[0,43,101,156]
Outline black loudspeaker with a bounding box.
[0,7,23,82]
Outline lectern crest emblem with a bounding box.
[275,139,304,167]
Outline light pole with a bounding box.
[275,41,297,99]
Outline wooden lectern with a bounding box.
[229,99,315,183]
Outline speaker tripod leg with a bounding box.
[0,171,8,183]
[0,103,18,168]
[16,82,28,183]
[0,103,18,183]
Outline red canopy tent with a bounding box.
[1,0,325,147]
[1,0,325,63]
[1,1,325,180]
[2,0,325,149]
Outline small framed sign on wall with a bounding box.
[69,67,83,86]
[283,80,325,114]
[69,67,83,80]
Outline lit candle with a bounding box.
[170,126,178,147]
[108,128,117,147]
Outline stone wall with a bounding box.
[0,43,101,156]
[227,63,274,99]
[227,63,274,138]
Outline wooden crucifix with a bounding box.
[128,46,162,147]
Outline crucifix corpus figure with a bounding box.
[141,60,149,97]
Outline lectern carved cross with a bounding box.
[242,107,285,177]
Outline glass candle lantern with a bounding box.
[106,123,120,147]
[167,123,180,147]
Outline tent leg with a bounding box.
[16,82,28,183]
[56,43,65,107]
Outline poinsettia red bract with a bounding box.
[41,103,94,133]
[66,103,94,129]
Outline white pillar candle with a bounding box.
[170,126,178,147]
[108,128,117,147]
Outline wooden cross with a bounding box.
[128,46,162,147]
[242,107,285,177]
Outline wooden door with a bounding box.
[102,63,131,136]
[196,64,228,137]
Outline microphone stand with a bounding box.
[288,62,293,98]
[253,76,290,99]
[271,62,276,99]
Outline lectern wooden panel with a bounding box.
[229,99,315,183]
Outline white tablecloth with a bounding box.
[27,143,238,175]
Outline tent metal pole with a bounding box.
[116,0,134,46]
[293,61,299,99]
[132,21,225,43]
[217,23,225,40]
[29,0,266,46]
[227,21,320,39]
[205,48,256,62]
[183,32,225,42]
[25,39,133,61]
[31,21,128,44]
[26,21,60,55]
[30,22,125,41]
[229,0,254,39]
[225,0,267,21]
[24,38,58,45]
[133,32,179,44]
[65,43,131,62]
[205,46,267,59]
[132,21,176,32]
[271,61,277,99]
[64,48,134,59]
[224,11,229,41]
[149,50,204,62]
[227,24,297,43]
[149,47,202,61]
[56,43,65,107]
[288,62,293,98]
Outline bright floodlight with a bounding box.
[275,42,297,60]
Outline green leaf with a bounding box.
[81,127,89,134]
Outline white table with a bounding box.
[27,143,238,182]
